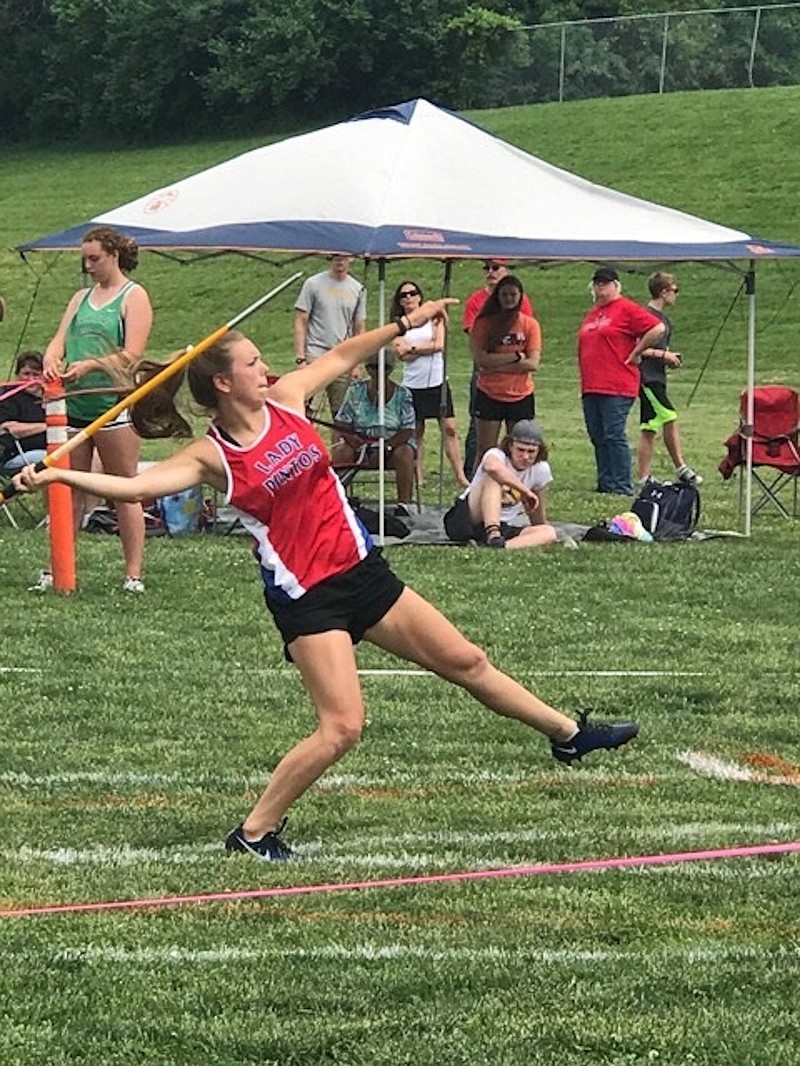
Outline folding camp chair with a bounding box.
[719,385,800,518]
[332,440,422,513]
[0,433,43,527]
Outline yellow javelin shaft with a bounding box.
[0,272,302,504]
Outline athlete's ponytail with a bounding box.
[130,331,243,439]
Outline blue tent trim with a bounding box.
[18,220,800,261]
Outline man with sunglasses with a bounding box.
[462,260,532,477]
[633,271,702,487]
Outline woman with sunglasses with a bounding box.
[469,274,541,465]
[14,300,639,861]
[390,280,468,489]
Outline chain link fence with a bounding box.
[498,4,800,106]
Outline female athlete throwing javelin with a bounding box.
[14,297,638,861]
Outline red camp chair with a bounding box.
[719,385,800,518]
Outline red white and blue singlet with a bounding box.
[206,401,373,604]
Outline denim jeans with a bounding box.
[1,447,46,473]
[581,393,634,495]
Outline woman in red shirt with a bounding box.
[469,275,541,466]
[577,267,665,495]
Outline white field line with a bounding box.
[276,668,709,678]
[679,750,800,788]
[3,822,797,868]
[2,750,797,796]
[41,942,800,967]
[0,665,708,678]
[0,767,689,789]
[2,753,798,793]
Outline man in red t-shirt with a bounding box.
[462,260,533,476]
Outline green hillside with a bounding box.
[1,86,798,513]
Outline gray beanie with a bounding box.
[510,419,544,445]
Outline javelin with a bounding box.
[0,271,302,504]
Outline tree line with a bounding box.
[1,1,796,142]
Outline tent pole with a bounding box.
[744,263,756,537]
[438,260,454,507]
[378,259,387,543]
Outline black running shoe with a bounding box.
[551,710,639,766]
[484,534,506,549]
[225,818,293,861]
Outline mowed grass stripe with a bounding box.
[4,821,796,867]
[0,766,687,789]
[35,942,800,966]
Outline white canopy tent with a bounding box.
[21,98,800,532]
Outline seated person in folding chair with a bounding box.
[444,419,557,549]
[0,350,47,473]
[330,351,417,505]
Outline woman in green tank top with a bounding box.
[41,226,153,592]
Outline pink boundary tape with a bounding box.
[1,840,798,920]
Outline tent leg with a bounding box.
[744,263,756,537]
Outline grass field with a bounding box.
[1,87,799,1065]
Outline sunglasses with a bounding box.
[483,263,504,272]
[398,289,420,298]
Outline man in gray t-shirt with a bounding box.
[294,254,367,426]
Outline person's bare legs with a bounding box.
[441,415,469,487]
[325,375,352,443]
[94,424,144,581]
[662,420,686,469]
[467,475,502,529]
[65,435,95,535]
[330,441,358,468]
[415,419,427,486]
[637,429,656,481]
[242,630,364,838]
[506,524,558,549]
[367,588,578,740]
[475,418,501,469]
[389,443,415,504]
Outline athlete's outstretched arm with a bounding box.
[13,438,224,502]
[269,299,458,412]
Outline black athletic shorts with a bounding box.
[266,547,405,660]
[442,495,523,544]
[472,388,535,423]
[639,381,677,432]
[410,383,455,421]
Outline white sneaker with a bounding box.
[122,577,145,594]
[28,570,53,592]
[676,465,703,486]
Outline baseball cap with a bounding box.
[510,419,544,445]
[592,266,620,283]
[483,257,509,268]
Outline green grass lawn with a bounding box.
[0,526,798,1065]
[1,87,799,1065]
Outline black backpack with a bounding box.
[631,481,700,541]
